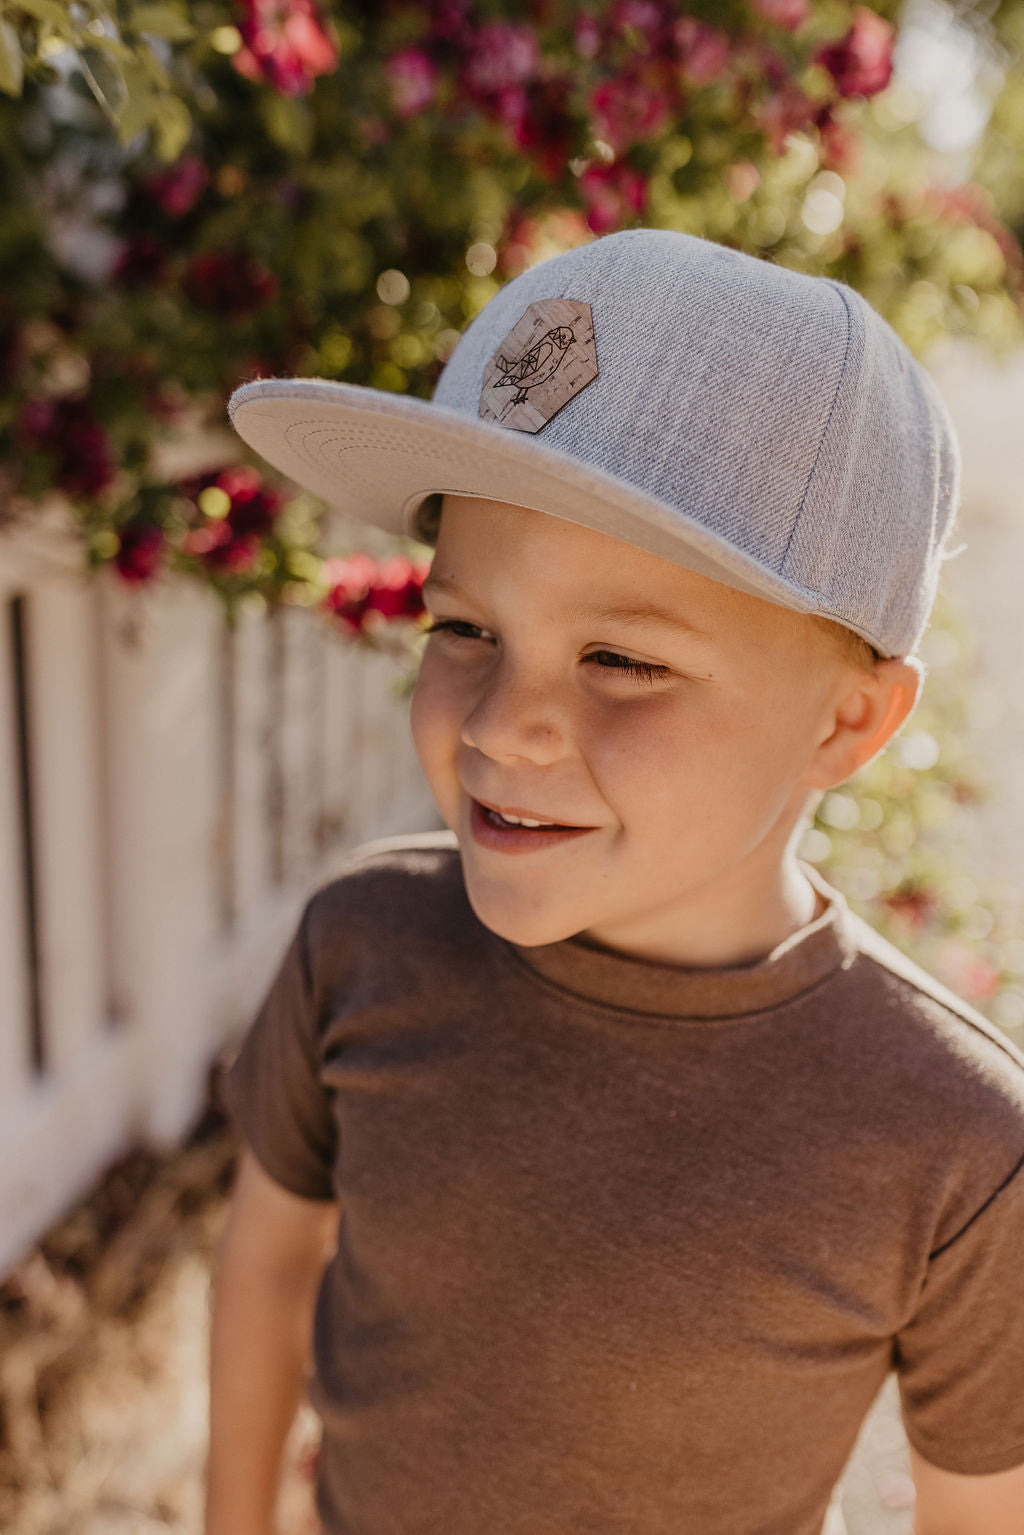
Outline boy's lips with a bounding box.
[468,797,598,854]
[471,795,593,829]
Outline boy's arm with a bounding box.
[909,1442,1024,1534]
[205,1145,340,1535]
[909,1444,1024,1535]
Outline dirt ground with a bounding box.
[0,1065,322,1535]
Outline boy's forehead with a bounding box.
[427,493,790,639]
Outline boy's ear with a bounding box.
[805,655,923,789]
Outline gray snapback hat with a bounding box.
[228,227,962,658]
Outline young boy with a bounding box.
[209,228,1024,1535]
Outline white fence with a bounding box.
[0,506,439,1279]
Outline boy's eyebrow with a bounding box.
[421,572,715,642]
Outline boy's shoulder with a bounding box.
[302,827,469,954]
[834,898,1024,1150]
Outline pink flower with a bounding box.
[578,161,647,234]
[671,16,732,86]
[723,160,760,202]
[612,1,667,43]
[385,48,438,120]
[462,21,538,97]
[145,156,209,217]
[232,0,338,96]
[574,11,602,60]
[114,523,165,584]
[814,7,894,99]
[934,939,1002,1002]
[750,0,810,31]
[589,72,671,155]
[814,102,861,174]
[755,79,816,155]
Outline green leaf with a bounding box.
[0,18,23,96]
[130,4,194,42]
[11,0,71,26]
[152,94,190,160]
[114,59,155,143]
[260,93,314,156]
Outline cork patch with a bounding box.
[479,299,598,434]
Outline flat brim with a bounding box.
[228,377,821,615]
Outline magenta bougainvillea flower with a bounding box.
[750,0,811,32]
[577,161,646,234]
[385,48,438,120]
[178,465,285,573]
[589,73,671,156]
[19,395,116,498]
[114,523,166,584]
[185,251,280,316]
[814,6,894,99]
[145,156,209,217]
[322,552,429,635]
[232,0,339,96]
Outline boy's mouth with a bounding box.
[469,797,597,853]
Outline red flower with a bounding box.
[322,552,380,634]
[322,553,429,635]
[364,555,429,621]
[179,466,285,573]
[232,0,338,96]
[508,75,578,180]
[814,7,894,99]
[385,48,438,120]
[18,395,117,499]
[185,251,279,316]
[145,156,209,217]
[113,233,170,288]
[114,523,166,584]
[881,883,939,933]
[578,161,647,234]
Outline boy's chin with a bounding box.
[460,870,584,949]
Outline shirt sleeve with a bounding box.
[894,1151,1024,1474]
[220,892,339,1202]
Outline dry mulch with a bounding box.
[0,1054,322,1535]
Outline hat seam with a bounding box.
[778,279,855,578]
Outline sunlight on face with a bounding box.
[409,494,855,960]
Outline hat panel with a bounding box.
[781,281,960,655]
[433,230,849,571]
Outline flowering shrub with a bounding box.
[1,0,1022,640]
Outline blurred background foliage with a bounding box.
[2,0,1024,1036]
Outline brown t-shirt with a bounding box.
[221,830,1024,1535]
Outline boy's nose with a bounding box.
[459,672,568,766]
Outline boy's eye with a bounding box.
[423,620,670,687]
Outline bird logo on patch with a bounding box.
[479,299,599,434]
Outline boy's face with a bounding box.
[410,494,862,957]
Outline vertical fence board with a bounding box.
[0,592,33,1115]
[25,580,109,1074]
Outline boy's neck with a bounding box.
[575,856,826,972]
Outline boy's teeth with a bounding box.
[491,809,557,828]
